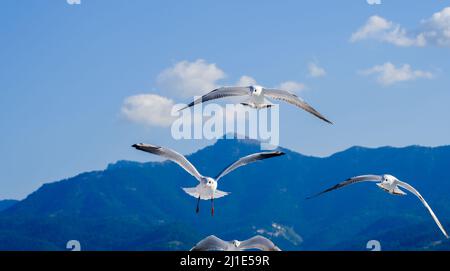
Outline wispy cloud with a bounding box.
[350,15,425,47]
[67,0,81,4]
[236,76,306,93]
[422,7,450,47]
[121,94,176,127]
[122,60,309,128]
[308,62,326,78]
[360,62,434,86]
[277,81,306,92]
[156,59,226,98]
[366,0,381,5]
[351,7,450,47]
[236,75,257,86]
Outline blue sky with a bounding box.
[1,0,450,199]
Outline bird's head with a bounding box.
[382,174,397,184]
[250,85,263,96]
[205,177,217,190]
[377,174,397,191]
[232,240,241,248]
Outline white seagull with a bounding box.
[190,235,281,251]
[308,174,449,239]
[132,143,284,216]
[179,85,333,124]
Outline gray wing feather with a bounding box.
[307,175,383,199]
[239,236,281,251]
[215,151,285,181]
[190,235,229,251]
[179,87,250,110]
[396,181,449,238]
[132,143,203,182]
[263,88,333,124]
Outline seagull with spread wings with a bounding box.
[308,174,449,239]
[190,235,281,251]
[132,143,284,216]
[179,85,333,124]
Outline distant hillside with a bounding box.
[0,200,18,212]
[0,139,449,250]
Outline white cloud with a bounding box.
[122,60,308,129]
[277,81,306,92]
[422,7,450,47]
[236,76,306,93]
[67,0,81,4]
[367,0,381,5]
[156,59,226,98]
[236,75,257,86]
[308,62,326,78]
[361,62,434,86]
[351,7,450,47]
[121,94,176,127]
[350,15,425,47]
[350,15,391,41]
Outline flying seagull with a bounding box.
[132,143,284,216]
[308,174,449,239]
[179,85,333,124]
[190,235,281,251]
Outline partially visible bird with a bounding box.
[132,143,284,216]
[308,174,449,239]
[179,85,333,124]
[190,235,281,251]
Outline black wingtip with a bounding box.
[178,102,195,112]
[305,190,326,200]
[131,143,142,149]
[324,118,333,125]
[305,195,318,200]
[177,106,188,112]
[265,151,285,158]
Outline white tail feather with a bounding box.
[182,187,230,200]
[182,187,200,199]
[214,189,230,199]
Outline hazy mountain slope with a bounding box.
[0,139,449,250]
[0,200,18,212]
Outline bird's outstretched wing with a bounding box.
[239,235,281,251]
[132,143,203,182]
[190,235,229,251]
[263,88,333,124]
[179,87,250,111]
[215,151,285,181]
[396,180,449,239]
[307,175,383,199]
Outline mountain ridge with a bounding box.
[0,138,449,250]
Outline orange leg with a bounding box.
[211,197,214,216]
[196,196,200,214]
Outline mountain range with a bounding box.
[0,138,449,251]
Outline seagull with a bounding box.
[308,174,449,239]
[179,85,333,124]
[190,235,281,251]
[132,143,284,216]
